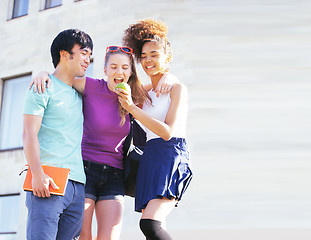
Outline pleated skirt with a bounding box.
[135,137,193,212]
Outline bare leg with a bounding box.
[140,198,177,240]
[95,199,124,240]
[142,198,176,222]
[79,198,96,240]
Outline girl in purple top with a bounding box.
[78,46,150,240]
[31,45,173,239]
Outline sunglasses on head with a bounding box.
[106,46,133,55]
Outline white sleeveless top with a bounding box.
[142,89,187,141]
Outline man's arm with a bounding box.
[72,77,86,94]
[23,114,58,198]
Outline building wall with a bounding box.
[1,0,311,240]
[0,0,202,239]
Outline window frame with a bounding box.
[44,0,62,10]
[0,73,31,152]
[11,0,29,19]
[0,193,20,237]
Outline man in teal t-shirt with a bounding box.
[23,29,93,240]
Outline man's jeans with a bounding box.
[26,180,85,240]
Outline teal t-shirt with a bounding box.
[23,75,85,184]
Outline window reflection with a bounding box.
[12,0,29,18]
[45,0,62,9]
[0,194,20,239]
[0,75,30,150]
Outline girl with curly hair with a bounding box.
[119,19,193,240]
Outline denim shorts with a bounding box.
[83,160,124,202]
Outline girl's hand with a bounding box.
[115,87,134,112]
[29,71,50,94]
[154,72,179,97]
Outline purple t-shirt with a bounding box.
[81,77,130,169]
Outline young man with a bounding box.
[23,29,93,240]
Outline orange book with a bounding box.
[23,165,70,196]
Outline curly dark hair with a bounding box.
[123,18,172,62]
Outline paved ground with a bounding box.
[121,229,311,240]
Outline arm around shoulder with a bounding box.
[162,82,188,136]
[168,82,189,114]
[72,77,86,94]
[128,83,188,141]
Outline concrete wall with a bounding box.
[1,0,311,239]
[0,0,201,239]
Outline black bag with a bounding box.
[123,115,146,197]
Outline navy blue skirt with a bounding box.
[135,137,193,212]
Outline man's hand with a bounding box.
[32,172,59,198]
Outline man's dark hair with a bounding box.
[50,29,93,68]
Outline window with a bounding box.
[45,0,62,9]
[12,0,29,18]
[0,75,30,150]
[0,194,20,239]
